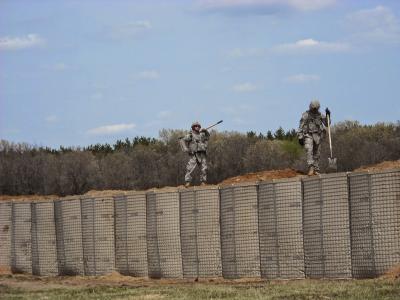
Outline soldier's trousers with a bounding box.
[304,135,321,171]
[185,152,207,183]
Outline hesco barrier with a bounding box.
[114,192,148,277]
[179,187,222,278]
[220,184,260,279]
[303,173,352,278]
[146,190,183,278]
[81,196,115,276]
[54,197,84,275]
[258,178,304,279]
[349,170,400,278]
[0,202,12,272]
[2,168,400,279]
[31,202,58,276]
[11,202,32,274]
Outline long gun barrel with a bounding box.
[178,120,223,139]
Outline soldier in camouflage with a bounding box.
[180,121,210,187]
[298,100,331,175]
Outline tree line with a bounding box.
[1,121,399,196]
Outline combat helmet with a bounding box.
[309,99,320,110]
[191,121,201,129]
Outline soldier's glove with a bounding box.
[325,107,331,118]
[298,138,304,146]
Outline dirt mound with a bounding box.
[219,168,303,186]
[0,194,59,202]
[354,160,400,172]
[381,264,400,280]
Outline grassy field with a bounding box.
[1,275,400,300]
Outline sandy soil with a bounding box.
[354,160,400,172]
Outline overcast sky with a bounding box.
[1,0,400,147]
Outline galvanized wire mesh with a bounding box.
[220,184,260,279]
[54,197,84,275]
[81,196,115,276]
[31,202,58,276]
[114,192,148,277]
[258,179,305,279]
[303,173,352,278]
[0,202,12,272]
[179,187,222,278]
[11,202,32,274]
[348,170,400,278]
[370,170,400,276]
[146,191,183,278]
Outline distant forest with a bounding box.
[1,120,400,196]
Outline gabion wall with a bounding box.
[1,168,399,279]
[180,187,222,278]
[303,173,352,278]
[0,202,12,272]
[258,178,304,279]
[114,192,148,277]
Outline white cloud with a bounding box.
[87,123,136,135]
[45,115,58,123]
[284,73,320,83]
[136,70,160,80]
[197,0,336,14]
[233,82,258,92]
[346,6,400,44]
[0,34,45,50]
[106,21,152,40]
[273,38,350,53]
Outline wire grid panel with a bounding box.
[0,202,12,272]
[349,173,376,278]
[220,184,260,279]
[303,173,351,278]
[146,192,161,278]
[31,202,58,276]
[11,202,32,274]
[179,187,222,278]
[114,192,148,277]
[81,196,115,276]
[54,197,85,275]
[258,179,305,279]
[156,191,183,278]
[370,170,400,276]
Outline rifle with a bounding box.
[178,120,223,140]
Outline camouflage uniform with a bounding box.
[180,122,210,184]
[298,100,329,174]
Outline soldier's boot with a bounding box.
[307,166,314,176]
[185,182,191,188]
[200,182,206,186]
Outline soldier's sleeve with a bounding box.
[298,112,308,136]
[182,133,192,142]
[201,129,210,140]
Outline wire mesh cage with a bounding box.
[114,192,148,277]
[54,197,85,275]
[349,169,400,278]
[303,173,352,278]
[258,178,305,279]
[31,201,59,276]
[11,202,32,274]
[146,190,183,279]
[179,186,222,278]
[0,202,12,273]
[81,196,115,276]
[220,184,260,279]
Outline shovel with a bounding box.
[326,113,337,171]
